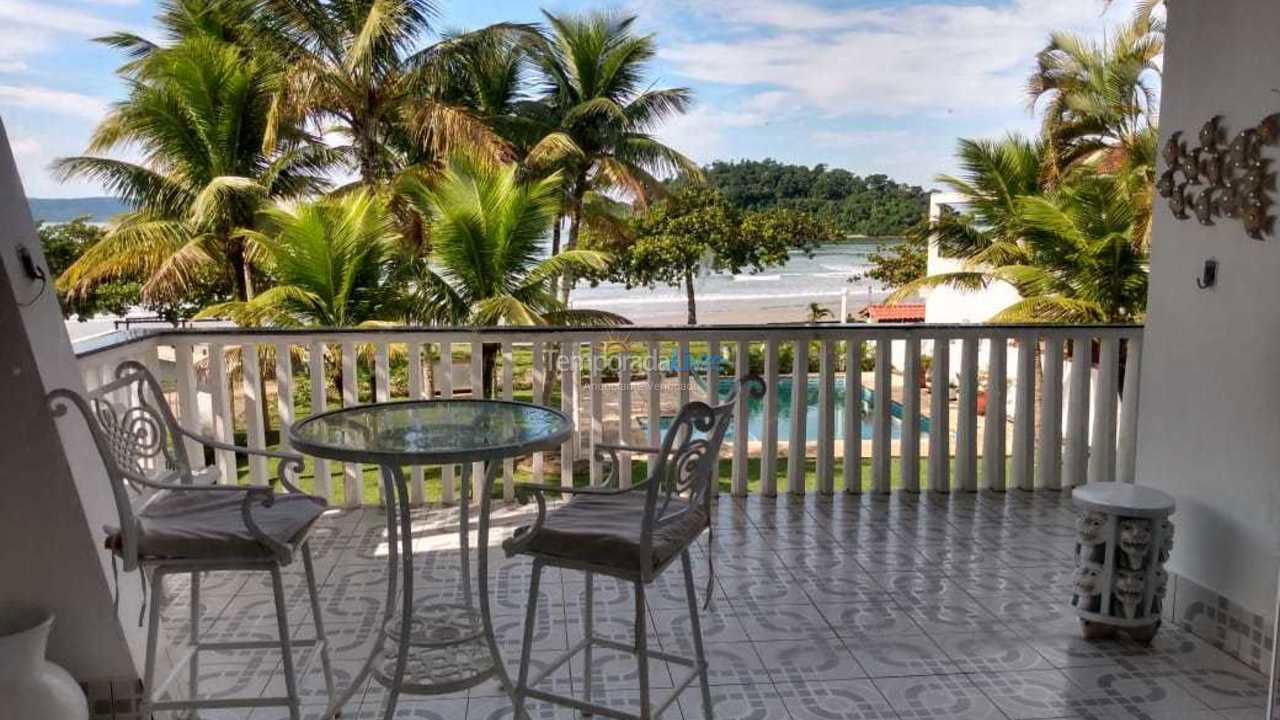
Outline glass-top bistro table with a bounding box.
[289,398,573,719]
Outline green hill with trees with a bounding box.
[700,159,929,237]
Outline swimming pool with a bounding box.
[651,377,931,441]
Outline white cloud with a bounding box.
[0,85,109,120]
[0,0,122,37]
[661,0,1111,118]
[0,61,28,74]
[810,129,911,149]
[654,90,802,164]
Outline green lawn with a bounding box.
[233,449,1016,505]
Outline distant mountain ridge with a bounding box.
[29,197,130,224]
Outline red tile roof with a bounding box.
[867,303,926,322]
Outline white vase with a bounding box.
[0,612,88,720]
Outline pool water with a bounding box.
[652,377,931,442]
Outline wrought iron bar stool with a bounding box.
[504,377,764,720]
[47,360,336,720]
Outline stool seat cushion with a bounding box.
[108,490,327,561]
[515,491,707,573]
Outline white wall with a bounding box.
[0,119,143,678]
[1137,0,1280,617]
[923,192,1022,324]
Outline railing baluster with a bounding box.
[844,338,863,494]
[817,339,836,494]
[502,341,515,501]
[589,342,603,486]
[374,341,389,403]
[560,340,575,489]
[732,340,749,496]
[1038,336,1064,490]
[275,343,295,454]
[618,344,632,489]
[174,341,203,464]
[440,342,456,503]
[928,338,950,492]
[1117,334,1142,484]
[407,341,425,504]
[707,339,720,405]
[956,337,978,492]
[308,342,332,502]
[1063,334,1092,488]
[208,343,236,484]
[872,338,892,493]
[647,340,661,479]
[341,342,360,507]
[901,336,921,493]
[471,340,484,500]
[1089,336,1120,484]
[787,338,809,494]
[531,341,545,484]
[242,343,268,485]
[763,337,780,497]
[678,338,691,409]
[1011,334,1037,490]
[983,335,1008,491]
[371,341,391,505]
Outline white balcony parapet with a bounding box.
[72,324,1144,507]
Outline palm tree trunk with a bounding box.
[559,206,581,306]
[228,242,250,301]
[684,270,697,325]
[549,212,563,300]
[481,342,499,398]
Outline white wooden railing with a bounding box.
[72,324,1143,508]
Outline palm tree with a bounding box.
[919,134,1047,267]
[255,0,527,187]
[194,191,401,327]
[54,37,332,303]
[1027,12,1163,186]
[526,11,702,303]
[405,152,626,393]
[891,171,1147,323]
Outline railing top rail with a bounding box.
[72,322,1145,359]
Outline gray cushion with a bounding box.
[516,491,707,572]
[109,490,327,561]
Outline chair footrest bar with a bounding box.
[525,687,661,720]
[528,636,591,689]
[592,637,696,666]
[196,638,319,651]
[659,665,703,716]
[149,696,293,710]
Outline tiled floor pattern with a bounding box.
[150,491,1269,719]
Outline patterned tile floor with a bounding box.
[152,491,1269,719]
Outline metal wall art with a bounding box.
[1159,114,1280,239]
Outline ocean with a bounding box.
[568,239,898,325]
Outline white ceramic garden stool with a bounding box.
[1071,483,1175,645]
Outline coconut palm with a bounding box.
[53,37,332,303]
[917,134,1047,268]
[195,191,401,327]
[255,0,531,187]
[405,152,626,393]
[1027,12,1163,185]
[525,11,702,302]
[892,172,1147,323]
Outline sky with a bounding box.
[0,0,1133,199]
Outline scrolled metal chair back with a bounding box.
[47,361,195,569]
[639,376,765,573]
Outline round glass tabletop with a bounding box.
[289,399,573,465]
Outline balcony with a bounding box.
[69,324,1270,719]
